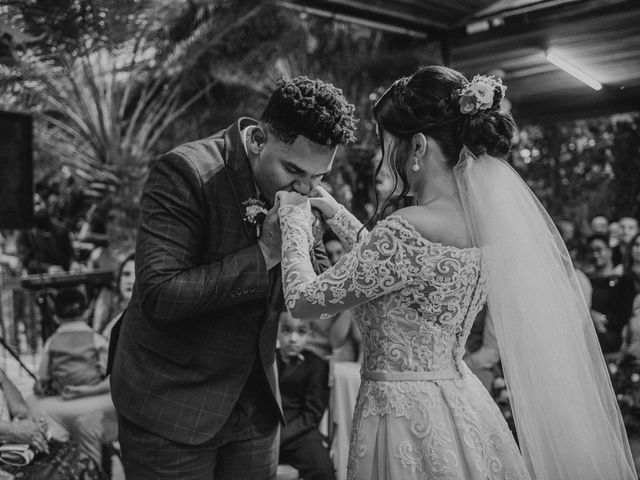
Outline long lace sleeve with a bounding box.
[279,207,416,320]
[325,205,366,252]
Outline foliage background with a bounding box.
[0,0,639,256]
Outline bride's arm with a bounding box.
[308,186,365,251]
[279,204,413,320]
[325,205,367,252]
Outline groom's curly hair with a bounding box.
[261,76,358,148]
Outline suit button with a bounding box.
[249,286,256,293]
[243,286,249,294]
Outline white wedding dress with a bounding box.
[279,205,530,480]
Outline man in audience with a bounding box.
[590,215,610,236]
[277,310,335,480]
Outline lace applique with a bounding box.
[326,205,366,251]
[279,207,527,479]
[280,213,436,320]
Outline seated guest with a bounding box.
[30,287,114,467]
[277,310,335,480]
[0,367,103,479]
[100,253,135,339]
[585,234,636,356]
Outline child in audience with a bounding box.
[277,310,335,480]
[30,287,114,466]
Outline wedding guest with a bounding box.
[277,311,334,480]
[619,216,639,269]
[585,234,636,356]
[0,368,104,479]
[323,231,345,267]
[623,294,640,359]
[627,233,640,293]
[100,253,134,338]
[30,287,114,466]
[609,221,624,267]
[590,214,610,236]
[16,192,74,275]
[463,305,499,393]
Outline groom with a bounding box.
[109,76,357,479]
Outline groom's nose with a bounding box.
[292,177,321,196]
[292,179,312,195]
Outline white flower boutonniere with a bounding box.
[242,198,268,237]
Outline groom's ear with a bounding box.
[248,125,267,154]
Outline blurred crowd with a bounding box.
[0,181,639,478]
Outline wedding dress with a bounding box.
[279,206,530,480]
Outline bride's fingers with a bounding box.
[309,185,329,198]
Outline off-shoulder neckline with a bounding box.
[383,214,480,252]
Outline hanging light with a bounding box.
[545,50,602,91]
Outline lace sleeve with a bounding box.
[279,209,415,320]
[325,205,367,252]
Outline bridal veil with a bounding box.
[454,147,637,479]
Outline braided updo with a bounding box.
[262,76,358,148]
[370,65,515,212]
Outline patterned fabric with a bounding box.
[1,440,105,480]
[279,205,530,480]
[110,118,281,446]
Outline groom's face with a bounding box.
[250,128,336,204]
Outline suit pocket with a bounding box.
[134,329,193,365]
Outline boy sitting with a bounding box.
[35,288,107,396]
[31,287,114,466]
[277,310,335,480]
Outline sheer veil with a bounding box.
[454,147,637,480]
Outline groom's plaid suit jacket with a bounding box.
[110,118,329,444]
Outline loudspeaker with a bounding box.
[0,111,33,229]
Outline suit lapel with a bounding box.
[223,118,260,243]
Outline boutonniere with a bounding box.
[242,197,268,237]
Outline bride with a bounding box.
[275,65,637,479]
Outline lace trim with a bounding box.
[326,205,366,251]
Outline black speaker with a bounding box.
[0,111,33,229]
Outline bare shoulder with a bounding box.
[392,204,473,249]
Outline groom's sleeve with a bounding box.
[135,153,271,325]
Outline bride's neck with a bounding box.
[414,165,459,207]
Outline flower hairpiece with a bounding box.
[456,75,507,116]
[242,198,268,237]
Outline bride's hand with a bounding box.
[276,191,310,209]
[308,185,341,219]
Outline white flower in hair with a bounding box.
[456,74,507,115]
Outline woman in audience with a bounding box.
[101,253,134,339]
[585,234,636,357]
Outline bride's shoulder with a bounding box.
[390,205,473,249]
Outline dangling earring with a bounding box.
[412,157,420,172]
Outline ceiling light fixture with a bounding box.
[545,50,602,91]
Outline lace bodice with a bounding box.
[279,205,487,375]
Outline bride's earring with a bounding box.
[412,157,420,172]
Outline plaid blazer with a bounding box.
[110,118,328,444]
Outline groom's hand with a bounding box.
[258,203,281,270]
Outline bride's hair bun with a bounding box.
[458,109,516,158]
[374,65,516,166]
